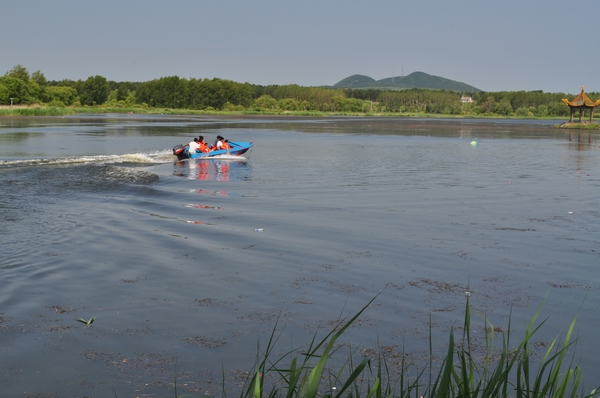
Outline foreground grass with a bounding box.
[223,294,597,398]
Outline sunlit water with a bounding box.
[1,115,599,396]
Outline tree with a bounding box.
[480,96,496,114]
[0,76,34,104]
[515,107,532,117]
[50,79,77,87]
[253,94,278,111]
[135,76,187,108]
[494,99,513,116]
[4,64,30,83]
[27,81,41,103]
[535,104,548,117]
[80,75,110,105]
[116,85,129,101]
[548,101,568,117]
[124,91,136,106]
[0,83,9,104]
[31,70,47,87]
[107,89,119,104]
[278,98,300,111]
[44,86,78,105]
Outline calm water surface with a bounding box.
[1,115,599,396]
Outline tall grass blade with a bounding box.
[252,369,262,398]
[433,327,454,398]
[334,358,370,398]
[366,378,380,398]
[306,293,380,398]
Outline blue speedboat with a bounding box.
[173,142,253,160]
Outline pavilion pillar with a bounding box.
[569,108,574,122]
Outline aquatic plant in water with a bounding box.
[75,316,96,328]
[234,293,599,398]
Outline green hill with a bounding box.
[333,71,480,92]
[333,74,377,88]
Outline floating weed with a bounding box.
[76,316,96,328]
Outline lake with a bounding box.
[1,115,599,396]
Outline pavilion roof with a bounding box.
[562,86,600,107]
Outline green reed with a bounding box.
[0,106,72,116]
[232,293,598,398]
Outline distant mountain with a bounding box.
[333,74,377,88]
[333,71,480,92]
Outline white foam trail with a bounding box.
[0,150,174,168]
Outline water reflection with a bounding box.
[567,132,597,150]
[458,128,473,139]
[173,159,250,181]
[193,188,232,196]
[0,131,45,143]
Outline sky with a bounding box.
[1,0,598,94]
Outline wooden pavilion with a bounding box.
[562,86,600,123]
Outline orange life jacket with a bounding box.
[199,142,209,153]
[222,142,231,149]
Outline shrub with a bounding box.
[47,100,66,108]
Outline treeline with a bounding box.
[0,64,591,117]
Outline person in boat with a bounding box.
[215,136,224,151]
[222,139,231,150]
[210,135,223,150]
[198,136,210,153]
[188,138,200,153]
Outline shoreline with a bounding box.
[0,104,569,121]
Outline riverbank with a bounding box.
[0,104,568,121]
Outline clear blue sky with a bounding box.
[1,0,597,94]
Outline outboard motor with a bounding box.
[173,144,187,160]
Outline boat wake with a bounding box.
[0,150,174,169]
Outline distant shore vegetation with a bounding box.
[0,64,592,119]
